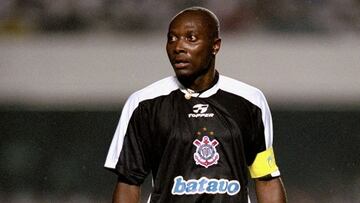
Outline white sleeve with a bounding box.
[104,94,139,169]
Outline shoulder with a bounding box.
[127,76,179,106]
[219,75,268,108]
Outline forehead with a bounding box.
[168,12,211,34]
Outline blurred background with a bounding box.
[0,0,359,202]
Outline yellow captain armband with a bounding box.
[248,147,279,178]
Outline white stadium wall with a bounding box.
[0,32,359,110]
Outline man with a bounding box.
[105,7,287,203]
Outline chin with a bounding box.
[174,70,197,87]
[174,68,188,75]
[174,68,193,78]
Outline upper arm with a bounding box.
[105,95,140,169]
[248,92,280,179]
[255,177,287,203]
[113,181,141,203]
[250,93,286,202]
[105,95,151,185]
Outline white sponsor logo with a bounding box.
[171,176,241,196]
[188,104,214,118]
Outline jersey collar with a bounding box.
[177,71,220,99]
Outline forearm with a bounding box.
[113,182,141,203]
[255,177,287,203]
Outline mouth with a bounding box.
[173,58,190,69]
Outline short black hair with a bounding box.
[171,6,220,38]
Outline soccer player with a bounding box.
[105,6,287,203]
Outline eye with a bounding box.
[167,34,177,42]
[187,35,197,42]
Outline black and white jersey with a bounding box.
[105,73,280,203]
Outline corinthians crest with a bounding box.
[193,136,220,168]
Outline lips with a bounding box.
[174,58,190,69]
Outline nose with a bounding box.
[174,38,186,54]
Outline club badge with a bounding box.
[193,136,219,168]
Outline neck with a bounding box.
[189,69,216,92]
[179,67,216,92]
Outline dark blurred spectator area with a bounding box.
[1,0,360,34]
[1,110,359,202]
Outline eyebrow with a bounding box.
[168,25,199,34]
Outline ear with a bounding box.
[212,38,221,55]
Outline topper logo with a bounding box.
[189,104,214,118]
[193,104,209,113]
